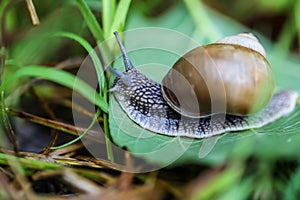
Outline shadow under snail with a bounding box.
[109,32,298,138]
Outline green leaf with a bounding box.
[110,92,300,166]
[108,3,300,167]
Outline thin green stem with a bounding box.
[183,0,221,41]
[0,152,62,171]
[50,109,101,149]
[0,0,10,43]
[76,0,104,43]
[103,0,116,37]
[0,0,10,84]
[103,86,114,162]
[108,0,132,34]
[51,32,105,95]
[1,92,19,153]
[273,13,297,58]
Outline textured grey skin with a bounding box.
[112,68,298,139]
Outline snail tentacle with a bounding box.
[114,32,134,71]
[107,66,132,86]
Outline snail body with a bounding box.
[110,32,298,138]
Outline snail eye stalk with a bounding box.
[114,31,134,71]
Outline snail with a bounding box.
[109,32,298,138]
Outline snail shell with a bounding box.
[110,32,298,138]
[161,33,274,118]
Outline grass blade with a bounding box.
[0,66,108,113]
[102,0,116,37]
[51,32,105,92]
[109,0,132,34]
[50,109,101,149]
[183,0,221,41]
[76,0,104,42]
